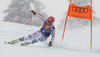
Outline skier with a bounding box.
[5,10,55,47]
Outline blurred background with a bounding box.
[0,0,100,30]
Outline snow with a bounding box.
[0,0,100,57]
[0,22,100,57]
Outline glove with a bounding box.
[31,10,36,15]
[48,41,52,47]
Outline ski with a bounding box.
[21,41,30,46]
[4,39,18,45]
[4,41,7,44]
[4,41,11,44]
[4,40,30,46]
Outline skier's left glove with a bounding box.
[48,41,52,47]
[30,10,36,15]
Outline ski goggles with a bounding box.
[47,20,53,25]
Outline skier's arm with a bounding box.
[49,29,55,46]
[35,13,46,21]
[51,29,55,42]
[31,10,46,21]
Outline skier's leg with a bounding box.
[6,31,38,45]
[21,39,38,46]
[21,31,47,46]
[21,36,46,46]
[18,33,34,42]
[6,33,34,45]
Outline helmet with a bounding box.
[47,16,55,23]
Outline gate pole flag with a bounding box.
[62,0,92,50]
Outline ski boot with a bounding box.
[5,39,18,45]
[21,41,30,46]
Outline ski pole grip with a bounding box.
[31,10,36,15]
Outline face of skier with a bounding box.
[47,20,53,26]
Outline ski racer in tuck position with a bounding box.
[5,10,55,46]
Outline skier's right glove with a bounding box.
[48,41,52,47]
[31,10,36,15]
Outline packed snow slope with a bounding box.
[0,22,100,57]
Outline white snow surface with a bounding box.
[0,0,100,57]
[0,21,100,57]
